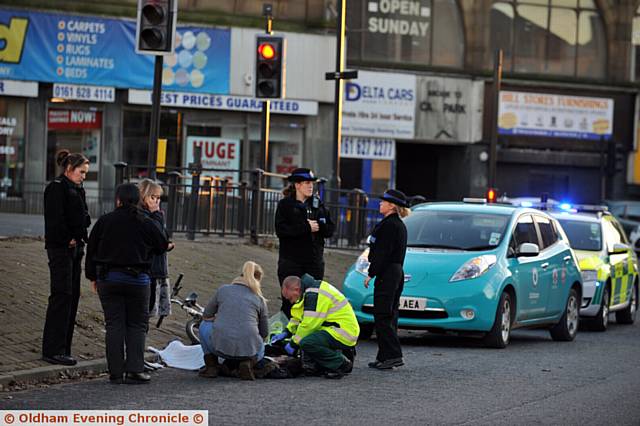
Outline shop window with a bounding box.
[0,98,26,197]
[490,0,606,79]
[47,108,101,182]
[633,6,640,81]
[122,108,179,175]
[347,0,464,68]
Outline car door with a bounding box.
[603,219,632,306]
[534,215,568,317]
[508,214,545,321]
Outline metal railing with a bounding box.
[0,163,383,250]
[114,163,382,249]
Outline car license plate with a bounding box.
[399,297,427,311]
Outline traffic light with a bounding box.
[255,35,286,99]
[486,187,497,203]
[135,0,177,55]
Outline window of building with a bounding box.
[490,0,606,78]
[46,107,101,183]
[0,98,26,198]
[633,6,640,80]
[347,0,464,68]
[122,108,179,177]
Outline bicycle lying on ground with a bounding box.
[156,273,204,344]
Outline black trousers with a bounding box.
[373,264,404,362]
[277,258,324,318]
[97,281,149,376]
[42,246,83,357]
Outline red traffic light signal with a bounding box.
[486,188,497,203]
[255,35,285,99]
[258,43,276,60]
[136,0,177,55]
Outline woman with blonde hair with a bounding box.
[364,189,410,370]
[137,179,174,319]
[198,261,269,380]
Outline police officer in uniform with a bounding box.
[364,189,409,370]
[42,150,90,366]
[275,168,335,317]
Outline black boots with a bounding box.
[198,353,219,378]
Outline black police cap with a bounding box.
[287,168,317,183]
[380,189,409,208]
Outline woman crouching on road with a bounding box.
[199,261,271,381]
[86,183,169,384]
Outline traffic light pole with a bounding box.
[259,9,273,171]
[329,0,347,193]
[147,54,163,180]
[488,49,503,190]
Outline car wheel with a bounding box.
[590,284,610,332]
[483,291,512,349]
[358,322,374,340]
[550,288,579,341]
[616,280,638,325]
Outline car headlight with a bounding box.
[581,270,598,283]
[450,255,497,282]
[355,248,370,276]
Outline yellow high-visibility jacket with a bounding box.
[287,276,360,347]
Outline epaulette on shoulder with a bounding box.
[53,178,63,183]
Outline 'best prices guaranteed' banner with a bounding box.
[498,91,614,140]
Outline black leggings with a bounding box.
[373,264,404,361]
[42,246,83,357]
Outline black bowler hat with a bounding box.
[380,189,408,208]
[287,168,317,183]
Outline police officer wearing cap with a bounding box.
[275,168,335,317]
[364,189,410,370]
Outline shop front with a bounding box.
[490,87,634,203]
[0,80,37,211]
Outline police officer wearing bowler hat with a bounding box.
[275,168,335,317]
[364,189,410,370]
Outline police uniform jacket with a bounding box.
[367,213,407,279]
[85,206,169,281]
[275,195,335,264]
[44,175,90,249]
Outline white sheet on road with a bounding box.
[148,340,204,370]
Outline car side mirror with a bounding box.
[609,243,629,255]
[517,243,540,257]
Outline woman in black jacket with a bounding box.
[274,168,335,317]
[86,183,169,384]
[364,189,410,370]
[42,150,90,366]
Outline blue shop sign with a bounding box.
[0,9,230,94]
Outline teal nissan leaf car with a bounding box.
[342,202,583,348]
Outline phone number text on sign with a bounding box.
[53,83,115,102]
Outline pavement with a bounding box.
[0,216,357,391]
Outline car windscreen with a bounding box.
[405,211,510,250]
[557,219,602,251]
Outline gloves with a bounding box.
[270,332,289,344]
[284,342,298,356]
